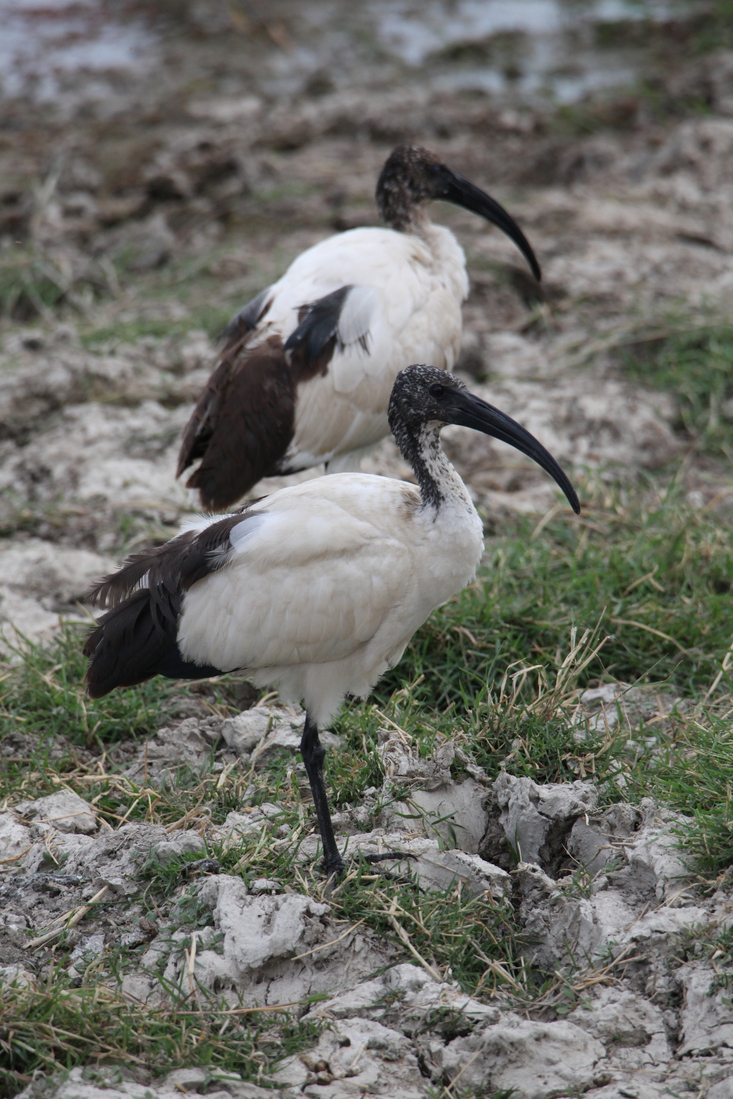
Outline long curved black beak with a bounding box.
[446,389,580,513]
[437,169,541,283]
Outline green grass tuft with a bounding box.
[377,488,733,710]
[0,972,320,1098]
[0,626,178,754]
[624,324,733,460]
[644,705,733,875]
[0,249,113,322]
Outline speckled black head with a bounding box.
[388,364,467,435]
[375,145,541,281]
[389,365,580,514]
[375,146,445,231]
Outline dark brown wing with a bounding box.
[177,288,275,489]
[86,511,257,609]
[177,353,234,476]
[216,288,272,346]
[177,335,297,512]
[177,286,363,512]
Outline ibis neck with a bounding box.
[393,418,469,512]
[382,202,431,235]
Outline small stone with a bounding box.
[147,832,206,866]
[440,1015,605,1098]
[250,878,281,894]
[0,964,34,988]
[0,813,33,861]
[164,1067,209,1090]
[489,773,597,874]
[678,965,733,1055]
[221,706,304,759]
[22,791,98,835]
[709,1079,733,1099]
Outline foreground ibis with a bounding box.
[86,366,578,878]
[176,145,541,511]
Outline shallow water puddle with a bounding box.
[0,0,156,102]
[0,0,716,108]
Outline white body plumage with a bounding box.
[261,224,468,471]
[178,467,483,726]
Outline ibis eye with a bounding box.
[429,384,446,398]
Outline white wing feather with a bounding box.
[177,476,421,675]
[337,286,379,349]
[250,226,467,466]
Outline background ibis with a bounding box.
[176,146,541,511]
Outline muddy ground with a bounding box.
[2,4,733,1098]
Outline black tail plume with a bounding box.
[84,589,220,698]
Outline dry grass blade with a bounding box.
[497,621,608,719]
[26,886,111,949]
[387,912,442,982]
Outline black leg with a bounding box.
[300,711,345,877]
[300,710,419,884]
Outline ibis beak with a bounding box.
[437,169,541,282]
[446,389,580,514]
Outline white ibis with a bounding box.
[86,366,578,878]
[176,145,541,511]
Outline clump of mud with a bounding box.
[3,705,733,1099]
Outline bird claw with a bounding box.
[323,850,419,891]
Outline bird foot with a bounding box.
[323,850,418,891]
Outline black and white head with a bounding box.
[375,145,541,281]
[389,365,580,514]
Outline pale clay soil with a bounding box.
[2,26,733,1099]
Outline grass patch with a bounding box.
[377,486,733,711]
[0,626,178,756]
[79,302,236,350]
[65,761,251,834]
[0,497,89,541]
[0,248,114,323]
[0,626,262,815]
[677,918,733,990]
[0,973,319,1098]
[143,824,526,1000]
[623,323,733,460]
[329,869,522,999]
[643,703,733,875]
[689,0,733,54]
